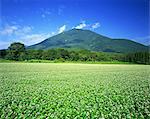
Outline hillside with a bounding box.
[28,29,148,53]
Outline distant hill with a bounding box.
[28,29,148,53]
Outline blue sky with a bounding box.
[0,0,149,49]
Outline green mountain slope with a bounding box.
[28,29,148,53]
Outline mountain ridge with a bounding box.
[28,29,148,53]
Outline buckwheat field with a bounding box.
[0,63,150,118]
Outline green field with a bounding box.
[0,63,150,118]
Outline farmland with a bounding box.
[0,63,150,118]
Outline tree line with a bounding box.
[0,42,149,64]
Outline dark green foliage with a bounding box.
[69,51,79,61]
[6,42,26,61]
[0,49,7,59]
[125,52,150,64]
[28,29,148,53]
[1,42,149,64]
[26,50,43,60]
[26,48,124,62]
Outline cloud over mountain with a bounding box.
[58,25,66,33]
[75,21,87,29]
[92,22,100,29]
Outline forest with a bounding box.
[0,42,149,64]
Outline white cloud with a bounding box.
[22,26,32,33]
[15,26,33,36]
[75,21,87,29]
[19,32,55,46]
[0,25,18,35]
[23,34,46,41]
[92,22,100,29]
[0,32,55,49]
[73,21,100,30]
[0,25,33,36]
[51,32,55,35]
[0,24,56,48]
[20,34,47,45]
[58,25,66,33]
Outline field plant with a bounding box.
[0,63,150,118]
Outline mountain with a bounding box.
[28,29,148,53]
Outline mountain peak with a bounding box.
[66,28,90,33]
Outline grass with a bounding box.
[0,63,150,118]
[0,59,133,64]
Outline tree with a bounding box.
[55,49,70,60]
[0,49,7,59]
[6,42,26,61]
[124,52,150,64]
[69,51,79,61]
